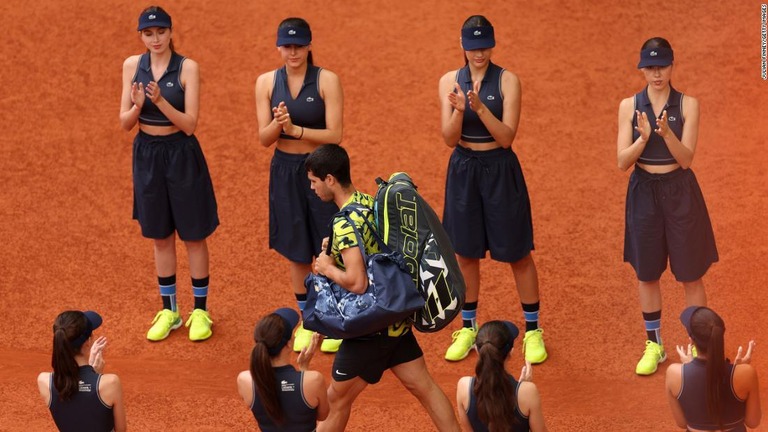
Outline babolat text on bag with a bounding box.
[374,173,466,332]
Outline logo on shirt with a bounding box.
[148,14,156,20]
[78,380,92,392]
[166,82,174,88]
[306,96,315,102]
[650,51,658,56]
[280,380,295,392]
[668,116,677,122]
[473,30,481,36]
[486,95,495,101]
[288,29,296,35]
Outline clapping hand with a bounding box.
[144,81,164,104]
[447,82,466,113]
[733,340,756,365]
[635,110,652,142]
[273,102,301,138]
[297,332,321,371]
[466,80,486,115]
[89,336,107,373]
[518,359,533,382]
[130,82,145,108]
[655,110,671,139]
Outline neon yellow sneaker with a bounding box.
[185,309,213,341]
[293,323,314,352]
[445,327,477,361]
[147,309,182,341]
[523,329,548,364]
[635,340,666,375]
[320,338,343,353]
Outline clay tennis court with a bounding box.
[1,0,765,430]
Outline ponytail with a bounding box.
[51,312,87,401]
[250,314,287,425]
[704,324,726,430]
[688,307,727,430]
[474,321,517,431]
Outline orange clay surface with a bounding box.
[1,1,766,430]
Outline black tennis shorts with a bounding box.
[132,131,219,241]
[331,329,423,384]
[624,166,718,282]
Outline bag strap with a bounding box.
[344,205,391,254]
[325,203,390,265]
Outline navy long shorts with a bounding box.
[443,146,534,263]
[269,149,338,264]
[624,166,718,282]
[132,131,219,241]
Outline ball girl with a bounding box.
[255,17,344,353]
[119,6,219,342]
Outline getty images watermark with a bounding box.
[762,4,767,79]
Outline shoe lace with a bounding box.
[186,310,211,327]
[524,330,544,347]
[452,328,475,343]
[643,341,661,357]
[152,310,171,324]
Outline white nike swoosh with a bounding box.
[335,370,347,376]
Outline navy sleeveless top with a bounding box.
[251,365,317,431]
[633,85,685,165]
[49,366,114,432]
[271,65,326,140]
[456,62,505,143]
[133,52,186,127]
[678,359,746,431]
[466,376,530,432]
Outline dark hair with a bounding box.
[305,144,351,187]
[474,321,517,431]
[689,308,727,430]
[250,314,288,425]
[461,15,493,65]
[278,17,313,65]
[51,311,88,401]
[140,6,175,52]
[641,37,672,51]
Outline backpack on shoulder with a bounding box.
[373,172,465,332]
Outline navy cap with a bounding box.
[71,311,103,348]
[680,306,707,347]
[138,9,172,31]
[461,26,495,51]
[500,321,520,356]
[638,46,674,69]
[277,26,312,47]
[260,308,299,356]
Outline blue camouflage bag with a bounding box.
[303,205,425,340]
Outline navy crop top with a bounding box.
[678,358,746,431]
[133,52,186,127]
[271,65,326,140]
[466,376,530,432]
[456,62,505,143]
[251,365,317,431]
[633,85,685,165]
[49,366,114,432]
